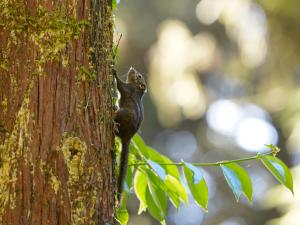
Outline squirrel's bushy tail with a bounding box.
[117,138,130,202]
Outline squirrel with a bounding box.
[112,66,147,202]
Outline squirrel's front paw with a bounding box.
[110,64,117,75]
[113,121,120,134]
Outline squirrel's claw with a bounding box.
[113,121,120,134]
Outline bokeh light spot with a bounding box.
[207,99,242,136]
[235,118,278,152]
[196,0,225,25]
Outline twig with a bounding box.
[113,33,122,61]
[129,152,273,167]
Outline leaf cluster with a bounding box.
[116,135,293,225]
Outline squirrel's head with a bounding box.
[127,67,147,93]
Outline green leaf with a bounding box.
[133,134,180,180]
[183,163,208,210]
[146,187,166,224]
[116,192,129,225]
[164,187,180,209]
[184,162,203,183]
[113,45,120,61]
[116,208,128,225]
[143,168,181,209]
[221,163,252,202]
[147,160,166,180]
[164,174,188,206]
[124,165,134,193]
[146,146,181,180]
[134,170,148,214]
[147,172,167,217]
[132,134,148,157]
[259,154,293,193]
[115,137,121,153]
[112,0,117,10]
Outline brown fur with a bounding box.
[112,67,146,202]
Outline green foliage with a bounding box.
[115,134,294,225]
[116,193,129,225]
[112,0,118,10]
[221,163,252,202]
[183,163,208,210]
[124,165,134,193]
[112,0,121,10]
[146,170,167,222]
[113,44,120,61]
[134,171,148,214]
[258,154,293,193]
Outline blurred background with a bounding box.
[114,0,300,224]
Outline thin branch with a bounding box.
[129,152,273,167]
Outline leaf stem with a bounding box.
[129,152,272,167]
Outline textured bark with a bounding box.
[0,0,115,224]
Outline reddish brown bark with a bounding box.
[0,0,115,224]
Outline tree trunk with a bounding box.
[0,1,115,224]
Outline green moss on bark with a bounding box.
[0,97,31,222]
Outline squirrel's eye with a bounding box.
[138,74,142,79]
